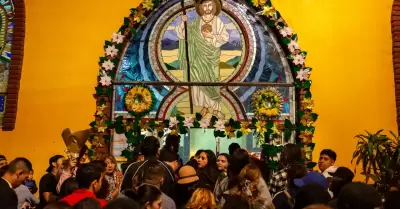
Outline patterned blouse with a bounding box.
[104,172,117,201]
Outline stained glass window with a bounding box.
[0,0,14,128]
[111,0,295,158]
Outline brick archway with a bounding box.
[2,0,26,131]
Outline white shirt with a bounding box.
[2,177,12,188]
[322,166,337,178]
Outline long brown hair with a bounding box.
[186,188,216,209]
[230,163,261,201]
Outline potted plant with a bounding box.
[352,130,400,193]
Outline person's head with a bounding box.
[195,149,204,160]
[75,162,105,193]
[165,134,180,154]
[287,163,307,188]
[337,182,382,209]
[177,165,199,184]
[0,155,7,168]
[229,149,249,176]
[318,149,336,172]
[105,155,118,175]
[281,143,302,166]
[222,195,250,209]
[133,144,144,162]
[78,146,89,165]
[293,182,331,209]
[196,0,222,16]
[72,197,101,209]
[59,177,79,198]
[4,157,32,188]
[127,185,162,209]
[46,155,64,173]
[294,171,329,189]
[384,191,400,209]
[44,202,71,209]
[186,187,216,209]
[231,164,261,200]
[228,143,241,155]
[104,197,139,209]
[159,149,179,171]
[28,169,34,181]
[198,150,217,169]
[329,167,354,198]
[216,153,229,172]
[143,161,165,187]
[141,136,160,157]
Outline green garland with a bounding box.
[90,0,318,169]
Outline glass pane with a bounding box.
[0,1,14,127]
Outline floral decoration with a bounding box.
[124,85,155,116]
[90,0,318,169]
[252,87,283,119]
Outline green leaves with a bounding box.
[196,113,203,121]
[267,20,275,27]
[105,41,112,47]
[124,17,130,26]
[236,131,243,138]
[121,149,133,159]
[291,34,298,41]
[303,80,312,89]
[89,121,96,128]
[214,130,226,138]
[305,91,312,99]
[282,37,291,45]
[306,162,317,169]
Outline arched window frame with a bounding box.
[90,0,317,164]
[1,0,25,131]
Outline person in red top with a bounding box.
[60,162,107,208]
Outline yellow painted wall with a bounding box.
[0,0,397,181]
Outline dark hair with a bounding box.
[72,198,101,209]
[287,164,307,188]
[44,202,71,209]
[59,177,79,198]
[143,161,166,182]
[330,177,350,198]
[202,150,217,166]
[217,153,230,163]
[228,149,249,189]
[95,178,109,199]
[141,136,160,157]
[228,143,241,155]
[293,182,331,209]
[195,149,204,157]
[159,149,179,162]
[7,157,32,173]
[320,149,337,161]
[222,195,250,209]
[128,185,162,209]
[384,191,400,209]
[104,197,140,209]
[281,144,302,165]
[75,163,104,189]
[91,160,107,169]
[165,134,180,153]
[47,155,64,173]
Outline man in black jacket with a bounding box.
[0,157,33,209]
[120,136,176,198]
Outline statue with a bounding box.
[175,0,229,119]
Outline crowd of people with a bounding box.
[0,135,399,209]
